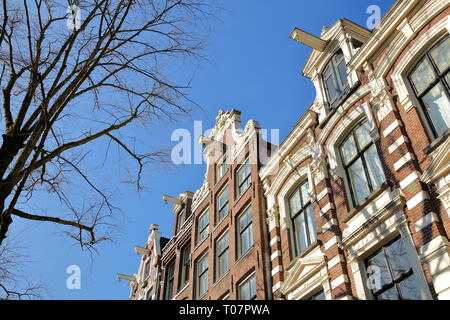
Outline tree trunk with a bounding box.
[0,200,12,247]
[0,133,23,247]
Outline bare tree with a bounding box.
[0,234,45,300]
[0,0,213,249]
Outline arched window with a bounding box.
[323,50,349,108]
[288,179,316,256]
[409,35,450,139]
[340,119,385,206]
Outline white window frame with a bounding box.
[196,209,210,245]
[391,18,450,140]
[347,210,432,300]
[237,272,257,300]
[195,253,209,299]
[215,230,229,282]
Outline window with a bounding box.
[308,290,326,300]
[146,288,153,300]
[215,232,229,281]
[340,119,385,206]
[176,211,184,234]
[236,159,251,197]
[409,36,450,138]
[179,245,190,289]
[195,254,208,298]
[216,155,229,182]
[237,206,253,258]
[323,50,349,108]
[238,274,256,300]
[143,259,150,279]
[165,261,175,300]
[288,180,317,256]
[196,210,210,244]
[365,237,421,300]
[216,186,229,223]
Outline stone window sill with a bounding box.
[342,183,390,223]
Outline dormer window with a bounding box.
[323,50,349,108]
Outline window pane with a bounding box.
[238,162,250,185]
[366,250,392,290]
[376,286,399,300]
[199,274,207,297]
[385,238,411,280]
[310,290,326,300]
[217,233,228,253]
[364,144,385,190]
[238,209,251,231]
[294,213,308,253]
[289,190,301,217]
[217,187,229,221]
[300,182,310,206]
[430,37,450,73]
[198,256,207,274]
[355,121,372,149]
[196,255,208,298]
[239,275,256,300]
[218,187,229,208]
[410,58,436,94]
[348,158,371,204]
[398,275,421,300]
[241,227,253,254]
[337,59,349,89]
[341,134,358,165]
[422,82,450,136]
[305,205,317,244]
[325,73,340,103]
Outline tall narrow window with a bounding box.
[195,254,208,298]
[196,209,210,244]
[288,180,317,256]
[365,237,421,300]
[143,259,150,279]
[179,245,190,289]
[165,261,175,300]
[216,155,229,182]
[237,206,253,258]
[340,119,385,206]
[216,186,229,223]
[323,50,349,108]
[215,232,229,281]
[176,211,184,234]
[409,36,450,138]
[236,159,251,197]
[238,274,256,300]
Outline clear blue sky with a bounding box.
[10,0,394,299]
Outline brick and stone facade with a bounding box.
[121,0,450,300]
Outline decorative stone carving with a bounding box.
[310,155,328,185]
[266,205,280,231]
[371,88,395,122]
[192,180,209,210]
[437,186,450,218]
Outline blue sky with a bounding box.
[10,0,394,299]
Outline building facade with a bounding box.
[120,0,450,300]
[118,224,169,300]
